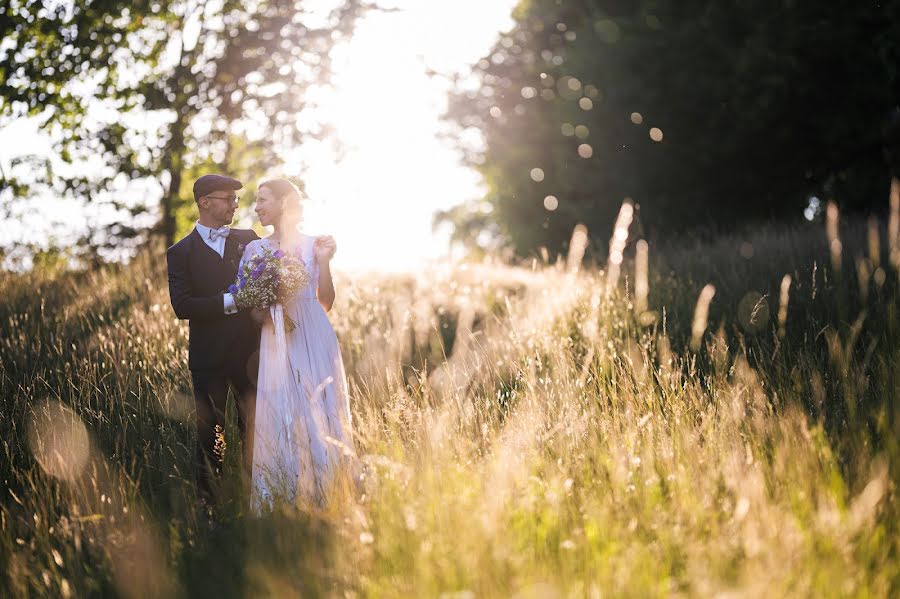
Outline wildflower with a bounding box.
[231,247,310,331]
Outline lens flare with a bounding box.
[634,239,649,315]
[826,200,841,273]
[27,400,90,482]
[606,201,634,292]
[566,224,589,274]
[690,284,716,351]
[778,274,792,338]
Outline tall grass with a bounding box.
[1,205,898,597]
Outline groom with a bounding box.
[166,174,260,503]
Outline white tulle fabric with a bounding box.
[240,235,353,509]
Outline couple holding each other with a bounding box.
[166,174,353,510]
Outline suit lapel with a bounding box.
[191,227,223,262]
[223,232,242,269]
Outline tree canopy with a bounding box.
[1,0,366,252]
[445,0,900,257]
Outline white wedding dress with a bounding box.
[240,234,353,509]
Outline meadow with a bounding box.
[1,202,898,597]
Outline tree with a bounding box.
[0,0,367,251]
[445,0,900,258]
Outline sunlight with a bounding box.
[288,1,517,272]
[2,4,897,595]
[1,1,517,272]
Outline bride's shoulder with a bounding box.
[240,237,266,254]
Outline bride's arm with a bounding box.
[314,236,336,312]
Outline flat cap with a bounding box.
[193,174,242,201]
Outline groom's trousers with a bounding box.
[190,352,257,502]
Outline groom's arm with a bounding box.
[166,245,226,321]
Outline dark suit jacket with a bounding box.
[166,227,260,371]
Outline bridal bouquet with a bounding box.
[229,248,310,331]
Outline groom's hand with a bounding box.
[250,307,270,326]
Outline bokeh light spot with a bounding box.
[630,112,643,125]
[530,168,545,182]
[154,392,194,422]
[578,144,593,159]
[650,127,664,142]
[561,123,575,137]
[557,76,580,99]
[594,19,621,43]
[575,125,589,139]
[543,195,559,211]
[579,97,593,111]
[28,400,90,481]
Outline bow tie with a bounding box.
[208,226,231,242]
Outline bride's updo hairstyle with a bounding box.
[259,178,304,224]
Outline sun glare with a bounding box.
[0,1,517,272]
[286,1,517,272]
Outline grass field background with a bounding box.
[1,205,898,597]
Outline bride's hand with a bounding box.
[250,307,269,325]
[314,236,337,263]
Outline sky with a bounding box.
[0,0,519,271]
[284,0,518,270]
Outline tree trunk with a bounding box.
[160,129,184,249]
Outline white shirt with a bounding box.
[195,221,238,315]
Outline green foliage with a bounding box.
[0,0,367,248]
[0,1,175,197]
[1,215,898,596]
[446,0,900,257]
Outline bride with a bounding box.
[240,178,354,509]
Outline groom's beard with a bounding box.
[217,209,236,227]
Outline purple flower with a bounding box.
[273,249,285,259]
[251,263,265,280]
[228,283,238,295]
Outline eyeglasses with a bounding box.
[205,193,239,204]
